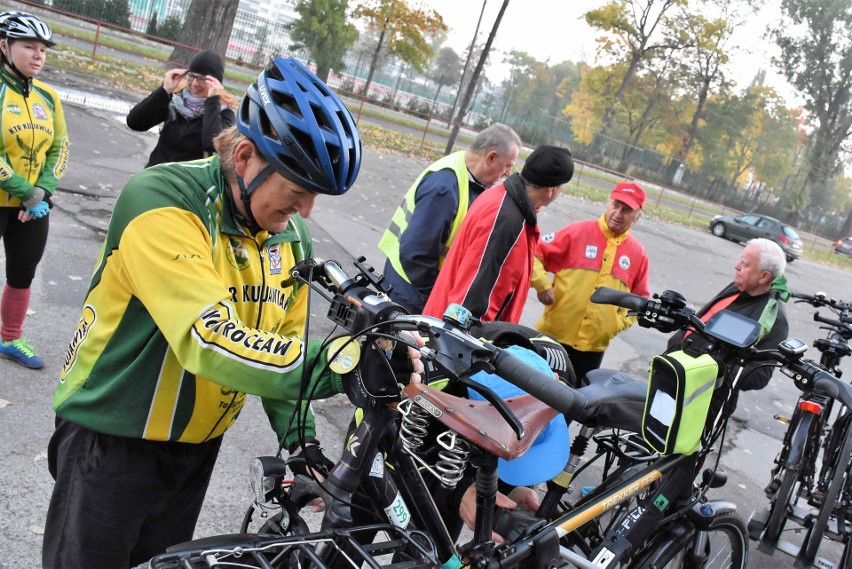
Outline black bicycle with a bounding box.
[750,291,852,568]
[140,260,852,569]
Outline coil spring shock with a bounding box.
[398,397,430,454]
[398,397,471,488]
[434,430,471,489]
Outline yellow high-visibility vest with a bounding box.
[378,151,470,283]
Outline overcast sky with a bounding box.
[419,0,801,107]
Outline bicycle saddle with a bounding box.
[570,369,647,433]
[402,383,558,460]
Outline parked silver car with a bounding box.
[709,213,803,262]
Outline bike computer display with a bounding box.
[778,337,808,356]
[703,310,762,349]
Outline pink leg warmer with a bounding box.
[1,284,31,342]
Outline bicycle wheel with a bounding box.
[629,512,749,569]
[797,416,852,568]
[760,410,817,551]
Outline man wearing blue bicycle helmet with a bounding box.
[43,58,373,568]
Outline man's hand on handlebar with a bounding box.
[344,332,426,404]
[375,331,425,385]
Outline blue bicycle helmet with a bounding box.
[237,58,361,196]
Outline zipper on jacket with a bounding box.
[255,241,266,327]
[204,238,266,442]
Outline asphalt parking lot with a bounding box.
[0,97,850,567]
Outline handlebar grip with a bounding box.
[814,312,852,338]
[590,287,647,311]
[492,349,587,417]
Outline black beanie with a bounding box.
[188,50,225,82]
[521,145,574,187]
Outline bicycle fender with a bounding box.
[686,500,737,530]
[783,412,816,468]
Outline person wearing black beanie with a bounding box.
[126,49,235,167]
[520,145,574,188]
[423,144,574,324]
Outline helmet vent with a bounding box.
[279,152,312,182]
[273,91,302,120]
[311,104,334,133]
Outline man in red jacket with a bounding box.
[424,145,574,323]
[531,182,650,382]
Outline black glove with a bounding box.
[343,338,416,405]
[287,438,334,478]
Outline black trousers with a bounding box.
[0,207,49,288]
[561,344,605,384]
[43,417,223,569]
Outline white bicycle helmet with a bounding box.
[0,12,55,47]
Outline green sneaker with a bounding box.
[0,337,44,369]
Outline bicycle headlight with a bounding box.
[249,456,288,503]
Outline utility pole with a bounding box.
[445,0,510,155]
[446,0,487,128]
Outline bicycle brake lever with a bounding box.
[458,375,525,440]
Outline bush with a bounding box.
[54,0,131,28]
[156,16,182,41]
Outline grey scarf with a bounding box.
[169,89,206,121]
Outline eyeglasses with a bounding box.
[185,72,205,84]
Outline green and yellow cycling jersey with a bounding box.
[0,66,69,205]
[55,156,345,445]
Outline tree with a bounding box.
[289,0,358,82]
[145,11,159,36]
[584,0,689,135]
[445,0,511,154]
[252,23,271,67]
[169,0,239,66]
[671,10,734,167]
[157,16,182,42]
[772,0,852,227]
[429,47,462,114]
[354,0,447,97]
[431,47,462,86]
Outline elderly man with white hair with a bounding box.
[667,237,790,391]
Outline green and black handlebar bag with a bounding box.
[642,350,718,455]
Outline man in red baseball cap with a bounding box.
[531,181,650,383]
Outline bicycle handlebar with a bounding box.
[491,347,587,417]
[755,346,852,409]
[792,291,851,312]
[813,311,852,340]
[292,257,589,419]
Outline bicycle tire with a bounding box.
[760,410,817,551]
[796,415,852,568]
[628,511,749,569]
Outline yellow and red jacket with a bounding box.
[0,66,69,206]
[532,215,650,352]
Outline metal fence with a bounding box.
[18,0,850,239]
